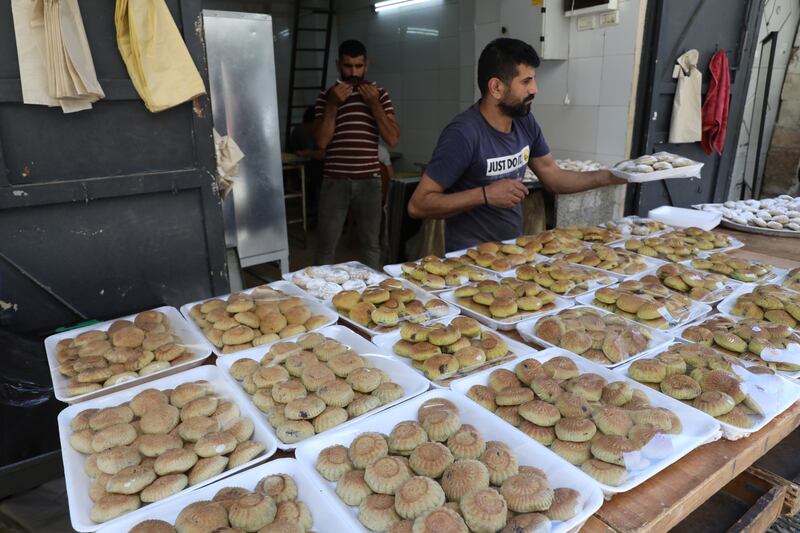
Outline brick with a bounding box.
[788,47,800,75]
[781,73,800,101]
[777,97,800,127]
[762,149,800,195]
[771,126,800,148]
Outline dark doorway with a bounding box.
[627,0,765,216]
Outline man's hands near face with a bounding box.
[485,179,529,208]
[328,82,353,106]
[357,83,380,107]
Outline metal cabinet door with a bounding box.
[628,0,764,216]
[0,0,228,333]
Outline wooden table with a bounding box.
[578,228,800,532]
[259,227,799,532]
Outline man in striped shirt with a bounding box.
[313,39,400,270]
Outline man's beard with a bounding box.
[499,95,534,118]
[342,73,364,85]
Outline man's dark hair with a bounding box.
[477,38,541,97]
[338,39,367,59]
[302,105,315,123]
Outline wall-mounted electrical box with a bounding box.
[500,0,570,60]
[565,0,619,16]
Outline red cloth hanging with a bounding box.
[701,49,730,155]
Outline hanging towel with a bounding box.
[668,49,702,143]
[115,0,206,113]
[701,49,731,155]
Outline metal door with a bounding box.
[628,0,765,216]
[0,0,228,333]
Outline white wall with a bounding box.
[474,0,642,168]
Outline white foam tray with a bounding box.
[215,325,430,450]
[600,216,675,237]
[717,284,796,327]
[327,277,460,338]
[671,314,800,380]
[98,458,347,533]
[497,261,623,300]
[371,316,538,389]
[555,246,667,278]
[444,245,546,275]
[179,281,339,360]
[682,255,786,286]
[613,343,800,440]
[45,306,212,404]
[516,306,675,369]
[575,286,713,332]
[58,365,279,532]
[450,348,721,495]
[775,270,800,295]
[283,261,388,301]
[611,163,704,184]
[648,205,717,229]
[382,262,497,294]
[439,288,574,331]
[628,267,743,306]
[295,389,605,532]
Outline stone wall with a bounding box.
[762,27,800,197]
[554,184,627,226]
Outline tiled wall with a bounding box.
[474,0,642,168]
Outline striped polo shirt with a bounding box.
[314,81,394,178]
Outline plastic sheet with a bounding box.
[44,306,210,404]
[555,243,665,277]
[674,313,800,379]
[295,389,605,531]
[180,282,338,360]
[614,342,800,440]
[575,282,713,332]
[371,316,537,387]
[637,263,742,305]
[284,261,387,301]
[215,325,429,450]
[0,329,52,408]
[517,306,673,369]
[383,258,493,293]
[450,348,721,494]
[99,458,346,533]
[499,259,621,299]
[601,216,674,237]
[684,253,783,284]
[439,280,574,331]
[58,365,278,531]
[327,278,459,337]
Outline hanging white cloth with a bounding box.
[11,0,104,113]
[214,129,245,200]
[668,49,702,143]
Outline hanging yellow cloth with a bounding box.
[115,0,206,112]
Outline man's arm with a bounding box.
[407,175,529,220]
[358,85,400,146]
[530,153,627,194]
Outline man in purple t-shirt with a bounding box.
[408,38,626,252]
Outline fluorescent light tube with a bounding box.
[374,0,432,12]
